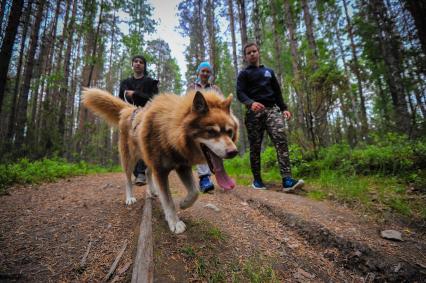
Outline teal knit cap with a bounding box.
[197,61,212,73]
[196,61,212,83]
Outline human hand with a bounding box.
[250,102,265,112]
[125,90,134,98]
[283,110,292,120]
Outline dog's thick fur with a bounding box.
[82,88,239,233]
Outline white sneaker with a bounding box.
[134,174,147,186]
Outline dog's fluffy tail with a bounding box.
[82,88,130,126]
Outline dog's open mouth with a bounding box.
[200,144,236,190]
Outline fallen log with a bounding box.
[131,196,153,283]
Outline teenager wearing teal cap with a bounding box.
[187,61,223,193]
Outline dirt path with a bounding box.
[0,173,425,282]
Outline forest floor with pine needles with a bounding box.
[0,172,425,282]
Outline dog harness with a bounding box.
[131,107,143,134]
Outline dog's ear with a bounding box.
[192,91,209,114]
[221,93,233,113]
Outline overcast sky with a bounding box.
[147,0,189,79]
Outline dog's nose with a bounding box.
[225,149,238,159]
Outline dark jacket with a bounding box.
[236,65,287,111]
[119,76,159,107]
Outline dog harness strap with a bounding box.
[131,107,142,133]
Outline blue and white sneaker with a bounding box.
[282,177,304,192]
[252,179,266,190]
[199,175,214,193]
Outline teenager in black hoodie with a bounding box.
[119,55,159,186]
[237,43,304,192]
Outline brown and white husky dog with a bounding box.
[82,88,239,233]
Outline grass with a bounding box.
[180,246,196,258]
[304,171,422,217]
[207,226,225,241]
[308,170,371,204]
[237,257,279,283]
[306,190,327,200]
[224,150,282,186]
[0,158,120,194]
[224,145,426,221]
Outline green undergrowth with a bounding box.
[0,158,120,194]
[225,134,426,221]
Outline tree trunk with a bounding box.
[283,0,316,154]
[301,0,318,70]
[376,76,392,131]
[14,0,46,152]
[302,0,331,147]
[106,8,116,93]
[253,0,262,46]
[29,11,50,146]
[413,71,426,118]
[0,0,8,30]
[6,0,33,143]
[66,36,82,160]
[55,0,69,75]
[31,0,62,155]
[237,0,248,52]
[78,0,104,156]
[228,0,247,154]
[78,15,95,133]
[368,0,411,134]
[403,72,417,137]
[196,0,205,61]
[205,0,216,75]
[57,0,74,156]
[343,0,369,141]
[334,13,359,147]
[0,0,24,115]
[85,0,104,87]
[270,0,283,84]
[228,0,239,77]
[403,0,426,56]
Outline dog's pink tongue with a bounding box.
[211,156,235,190]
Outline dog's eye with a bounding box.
[226,129,234,138]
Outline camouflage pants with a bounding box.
[245,106,291,180]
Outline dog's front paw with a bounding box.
[169,220,186,234]
[125,197,137,205]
